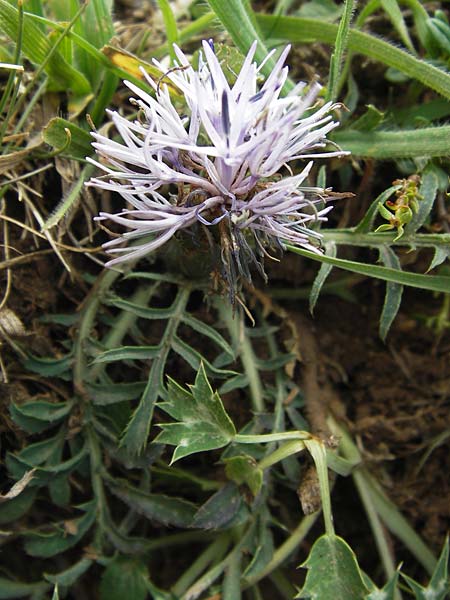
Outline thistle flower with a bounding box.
[88,40,347,293]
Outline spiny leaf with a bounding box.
[155,363,236,463]
[296,534,369,599]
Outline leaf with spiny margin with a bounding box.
[296,534,369,599]
[401,536,449,600]
[363,569,400,600]
[155,363,236,463]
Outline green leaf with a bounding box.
[42,118,93,161]
[100,557,148,600]
[351,104,385,131]
[332,127,450,159]
[364,569,400,599]
[401,536,449,600]
[0,0,91,95]
[23,353,72,378]
[12,399,72,422]
[256,14,450,100]
[404,165,439,236]
[327,0,356,101]
[191,483,245,530]
[87,381,147,404]
[380,0,415,53]
[224,454,263,497]
[297,534,369,599]
[428,246,450,272]
[182,314,234,357]
[0,577,48,599]
[44,557,93,587]
[155,363,236,462]
[243,512,274,579]
[310,241,336,313]
[106,478,196,527]
[287,245,450,294]
[0,488,37,525]
[24,501,96,558]
[378,246,403,341]
[92,345,161,363]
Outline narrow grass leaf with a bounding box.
[310,241,336,313]
[327,0,356,101]
[256,14,450,100]
[378,246,403,341]
[380,0,415,52]
[287,245,450,293]
[332,127,450,159]
[0,0,90,94]
[156,0,179,61]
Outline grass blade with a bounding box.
[287,245,450,293]
[256,14,450,100]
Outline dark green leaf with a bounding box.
[44,558,93,587]
[0,577,48,599]
[24,501,96,558]
[23,354,72,378]
[13,400,72,422]
[87,381,147,404]
[191,483,244,530]
[106,478,196,527]
[100,557,148,600]
[0,488,37,525]
[378,246,403,341]
[92,345,161,364]
[100,556,148,600]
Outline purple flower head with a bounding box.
[88,41,348,294]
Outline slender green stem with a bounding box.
[181,526,254,600]
[236,431,310,444]
[172,534,230,597]
[322,229,450,248]
[220,301,265,412]
[73,268,121,394]
[242,514,318,588]
[258,440,305,470]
